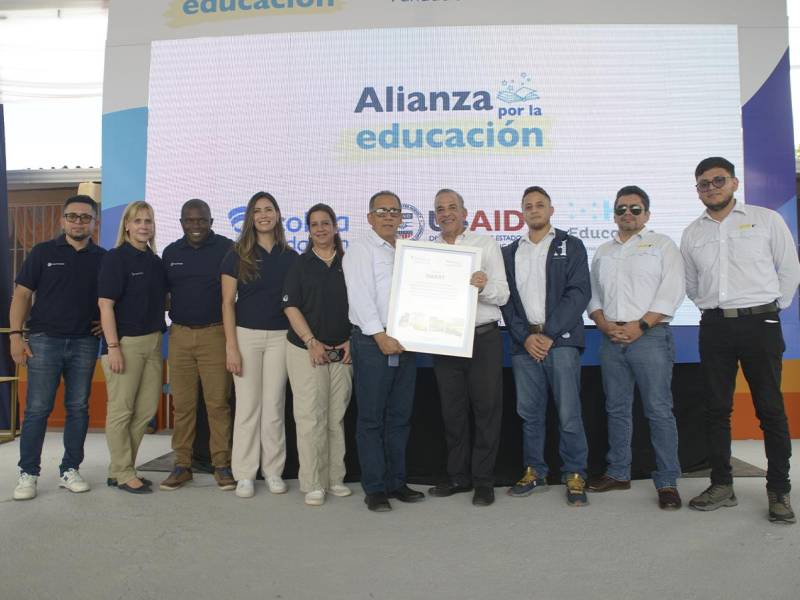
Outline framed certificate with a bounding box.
[386,239,482,357]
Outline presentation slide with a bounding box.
[145,24,743,325]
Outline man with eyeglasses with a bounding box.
[427,189,509,507]
[342,191,425,512]
[501,186,592,507]
[160,199,235,492]
[587,186,685,509]
[10,195,105,500]
[681,156,800,524]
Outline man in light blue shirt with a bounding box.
[342,191,425,512]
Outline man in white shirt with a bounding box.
[342,191,425,512]
[501,186,592,507]
[681,156,800,524]
[427,189,510,507]
[588,186,685,510]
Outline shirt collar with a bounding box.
[519,226,554,246]
[55,233,98,252]
[612,228,650,245]
[121,241,150,256]
[702,197,746,221]
[367,228,396,249]
[435,228,469,244]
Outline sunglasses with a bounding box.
[64,213,94,224]
[614,204,645,216]
[695,176,731,192]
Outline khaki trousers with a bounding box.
[168,324,232,468]
[102,332,163,484]
[231,327,288,481]
[286,341,353,492]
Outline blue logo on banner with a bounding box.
[228,207,246,233]
[497,73,539,104]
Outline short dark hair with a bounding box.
[181,198,210,217]
[615,186,650,211]
[369,190,401,211]
[435,188,465,209]
[521,186,551,203]
[63,194,97,214]
[695,157,735,178]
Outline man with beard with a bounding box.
[11,195,105,500]
[501,186,592,507]
[681,156,800,524]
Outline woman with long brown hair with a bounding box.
[282,203,352,506]
[221,191,298,498]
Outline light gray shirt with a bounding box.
[588,229,685,322]
[342,229,395,336]
[680,199,800,310]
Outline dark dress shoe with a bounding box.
[428,482,473,497]
[364,492,392,512]
[389,485,425,503]
[588,474,631,493]
[118,482,154,494]
[658,487,682,510]
[108,477,152,488]
[472,487,495,506]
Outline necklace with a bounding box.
[312,247,336,263]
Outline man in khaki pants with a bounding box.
[160,200,235,491]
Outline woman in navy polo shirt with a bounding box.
[98,201,167,494]
[222,192,298,499]
[282,203,353,506]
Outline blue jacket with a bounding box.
[501,228,591,355]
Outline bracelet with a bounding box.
[107,343,120,348]
[8,330,24,336]
[304,337,316,347]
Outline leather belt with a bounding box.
[614,321,667,327]
[475,321,499,336]
[174,321,223,330]
[702,301,778,319]
[528,323,545,334]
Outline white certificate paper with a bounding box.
[386,240,482,357]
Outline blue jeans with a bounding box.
[511,347,588,479]
[351,330,417,495]
[599,325,680,489]
[18,333,99,476]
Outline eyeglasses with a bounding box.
[614,204,645,216]
[370,207,402,217]
[695,176,731,192]
[63,213,94,224]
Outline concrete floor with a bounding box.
[1,434,799,600]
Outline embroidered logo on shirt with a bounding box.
[130,272,144,277]
[282,294,289,302]
[636,243,655,249]
[738,223,756,230]
[170,262,184,267]
[46,262,66,267]
[553,240,568,258]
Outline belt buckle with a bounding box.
[721,308,739,318]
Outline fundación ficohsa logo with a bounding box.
[352,73,545,152]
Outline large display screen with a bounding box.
[145,25,742,325]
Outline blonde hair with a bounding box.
[115,201,157,252]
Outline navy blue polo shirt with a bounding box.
[97,242,167,350]
[220,244,298,330]
[163,231,233,326]
[15,235,106,337]
[282,252,350,349]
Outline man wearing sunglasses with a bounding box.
[587,186,685,510]
[501,186,592,507]
[681,156,800,524]
[9,195,106,500]
[343,191,425,512]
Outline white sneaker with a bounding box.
[305,489,326,506]
[328,483,352,497]
[59,469,91,493]
[266,475,287,494]
[235,479,255,498]
[14,471,38,501]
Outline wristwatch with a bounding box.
[638,319,650,332]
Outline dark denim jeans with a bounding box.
[351,330,416,495]
[18,333,99,476]
[599,325,680,489]
[511,346,588,479]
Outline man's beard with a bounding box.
[704,193,734,213]
[66,232,90,242]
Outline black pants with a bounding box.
[432,326,503,487]
[699,311,792,492]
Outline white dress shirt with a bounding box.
[514,227,555,325]
[588,229,685,322]
[342,229,396,336]
[436,230,510,325]
[680,199,800,310]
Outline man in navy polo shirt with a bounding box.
[160,199,236,491]
[10,195,105,501]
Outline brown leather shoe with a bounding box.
[587,474,631,492]
[159,466,193,491]
[658,487,682,510]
